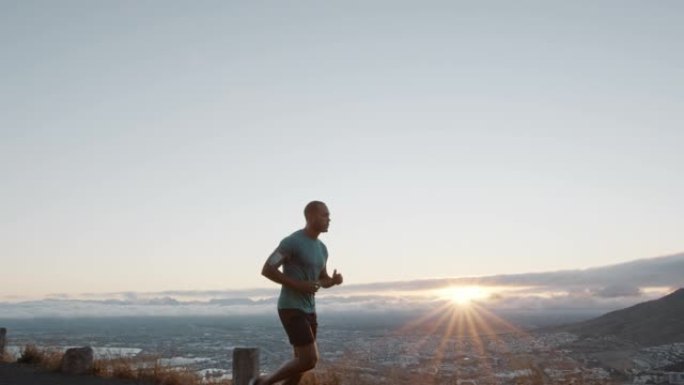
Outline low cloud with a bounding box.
[591,284,642,298]
[333,252,684,297]
[1,253,682,319]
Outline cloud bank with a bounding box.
[1,253,682,318]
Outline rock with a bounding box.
[60,346,94,375]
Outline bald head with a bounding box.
[304,201,326,220]
[304,201,330,235]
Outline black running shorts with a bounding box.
[278,308,318,347]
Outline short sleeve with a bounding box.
[277,236,295,257]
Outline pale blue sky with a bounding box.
[1,1,683,299]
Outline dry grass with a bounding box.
[16,344,63,371]
[299,370,342,385]
[92,356,140,379]
[93,355,233,385]
[11,346,349,385]
[1,351,14,363]
[11,347,234,384]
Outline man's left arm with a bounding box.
[319,266,343,289]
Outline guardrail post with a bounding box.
[0,328,6,357]
[232,347,260,385]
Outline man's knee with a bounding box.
[295,344,319,371]
[300,353,318,371]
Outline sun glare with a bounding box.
[442,286,489,305]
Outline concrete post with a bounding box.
[232,347,260,385]
[0,328,6,357]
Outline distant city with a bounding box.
[2,302,683,385]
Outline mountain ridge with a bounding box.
[560,288,684,346]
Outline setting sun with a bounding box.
[441,286,489,305]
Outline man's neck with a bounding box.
[303,226,320,239]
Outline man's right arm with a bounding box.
[261,250,319,294]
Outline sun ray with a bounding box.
[430,306,459,370]
[464,307,496,382]
[382,288,552,385]
[394,300,455,352]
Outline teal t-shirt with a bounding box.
[276,229,328,313]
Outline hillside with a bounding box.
[561,288,684,346]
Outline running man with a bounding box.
[251,201,343,385]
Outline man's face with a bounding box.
[310,204,331,233]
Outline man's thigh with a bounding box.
[293,341,319,364]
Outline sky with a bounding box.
[1,1,683,302]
